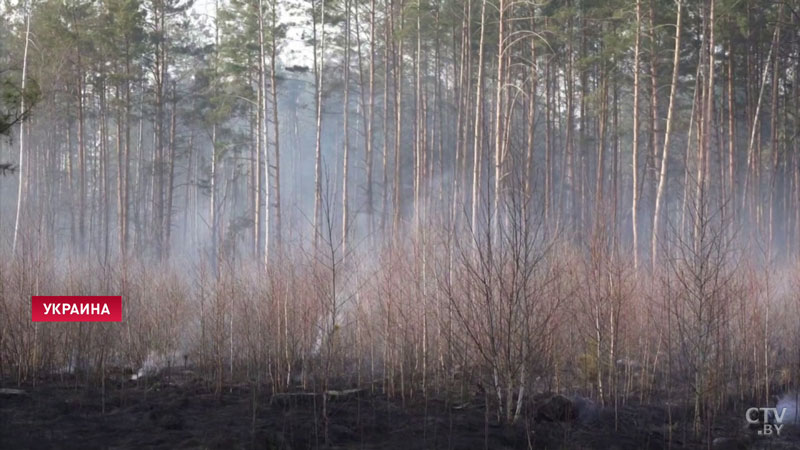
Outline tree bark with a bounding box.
[471,0,487,233]
[12,5,31,254]
[651,0,681,270]
[493,0,505,234]
[313,0,326,250]
[270,0,281,254]
[632,0,641,270]
[342,0,351,254]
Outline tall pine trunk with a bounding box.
[651,0,681,270]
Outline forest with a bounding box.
[1,0,800,448]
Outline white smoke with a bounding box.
[776,392,800,424]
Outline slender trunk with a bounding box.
[545,55,552,224]
[471,0,487,233]
[12,6,31,254]
[313,0,326,250]
[342,0,351,254]
[152,0,166,258]
[210,0,220,271]
[366,0,376,240]
[767,7,782,255]
[165,82,177,258]
[567,14,576,232]
[413,3,422,236]
[651,0,681,270]
[727,40,735,223]
[632,0,641,270]
[78,60,86,252]
[452,0,470,231]
[595,64,608,228]
[695,0,714,249]
[116,84,125,257]
[256,0,266,261]
[524,10,536,218]
[100,81,110,263]
[270,1,281,253]
[612,68,620,246]
[680,59,703,239]
[742,21,779,214]
[381,6,390,239]
[493,0,505,234]
[123,48,132,255]
[648,0,659,223]
[392,5,404,239]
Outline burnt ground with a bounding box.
[1,371,799,449]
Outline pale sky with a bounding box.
[190,0,316,70]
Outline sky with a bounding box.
[191,0,317,70]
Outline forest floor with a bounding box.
[1,369,798,449]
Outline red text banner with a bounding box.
[32,296,122,322]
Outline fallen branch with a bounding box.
[0,388,27,396]
[270,388,364,405]
[325,388,363,397]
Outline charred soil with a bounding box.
[1,372,797,449]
